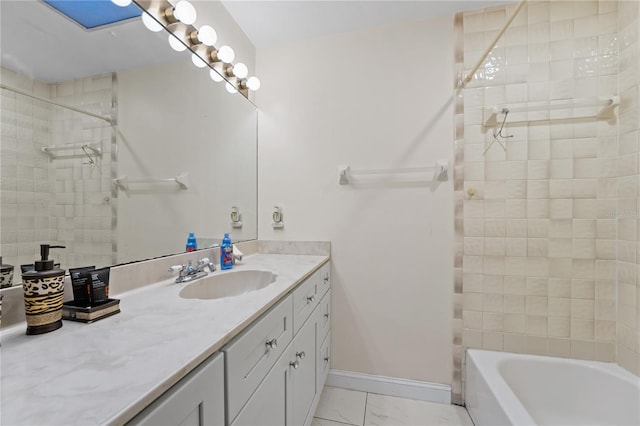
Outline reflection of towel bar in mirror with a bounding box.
[42,143,102,159]
[113,172,190,190]
[339,160,448,185]
[483,95,619,126]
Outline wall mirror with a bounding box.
[0,0,258,287]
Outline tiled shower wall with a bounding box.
[1,69,52,266]
[454,0,640,397]
[616,0,640,375]
[0,69,114,272]
[48,75,114,269]
[453,0,633,400]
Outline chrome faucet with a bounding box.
[169,257,215,283]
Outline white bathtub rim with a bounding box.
[466,349,640,426]
[466,349,536,425]
[469,349,640,386]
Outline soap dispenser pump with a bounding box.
[21,244,66,335]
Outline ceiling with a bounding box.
[221,0,513,48]
[0,0,512,84]
[0,0,177,83]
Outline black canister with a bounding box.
[21,245,66,335]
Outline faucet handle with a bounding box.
[168,265,184,273]
[198,257,210,266]
[186,260,195,274]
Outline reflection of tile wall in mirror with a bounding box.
[0,69,114,274]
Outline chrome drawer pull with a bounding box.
[306,295,315,303]
[296,351,305,360]
[265,338,278,349]
[290,360,299,369]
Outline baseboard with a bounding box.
[326,369,451,404]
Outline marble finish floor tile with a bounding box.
[311,418,360,426]
[363,393,474,426]
[314,386,367,426]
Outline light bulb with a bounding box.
[168,34,187,52]
[111,0,132,6]
[142,12,163,32]
[191,53,207,68]
[209,69,224,82]
[246,76,261,91]
[197,25,217,46]
[217,45,235,63]
[173,0,197,25]
[226,82,238,94]
[232,63,248,79]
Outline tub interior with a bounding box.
[498,358,640,426]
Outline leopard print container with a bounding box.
[1,257,14,288]
[22,270,65,335]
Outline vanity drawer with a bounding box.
[318,261,331,298]
[317,289,331,347]
[224,294,293,423]
[292,271,319,335]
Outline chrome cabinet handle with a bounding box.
[306,295,315,303]
[324,356,330,363]
[296,351,305,360]
[324,313,329,319]
[290,360,299,369]
[265,338,278,349]
[324,274,329,282]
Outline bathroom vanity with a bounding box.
[0,251,330,426]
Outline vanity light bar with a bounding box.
[121,0,260,97]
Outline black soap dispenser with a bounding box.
[21,244,66,335]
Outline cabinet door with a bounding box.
[317,332,331,394]
[231,345,293,426]
[128,352,224,426]
[291,309,317,426]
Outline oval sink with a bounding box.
[179,270,277,300]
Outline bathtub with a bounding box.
[465,349,640,426]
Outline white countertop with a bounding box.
[0,253,329,426]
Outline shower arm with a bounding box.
[458,0,527,90]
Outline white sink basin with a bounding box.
[179,270,277,300]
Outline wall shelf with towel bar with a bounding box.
[113,172,190,191]
[42,143,102,159]
[339,160,448,185]
[483,95,619,126]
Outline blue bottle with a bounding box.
[186,232,197,252]
[220,233,233,270]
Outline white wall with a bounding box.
[256,17,455,385]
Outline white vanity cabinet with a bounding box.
[291,304,318,425]
[127,352,225,426]
[225,262,331,426]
